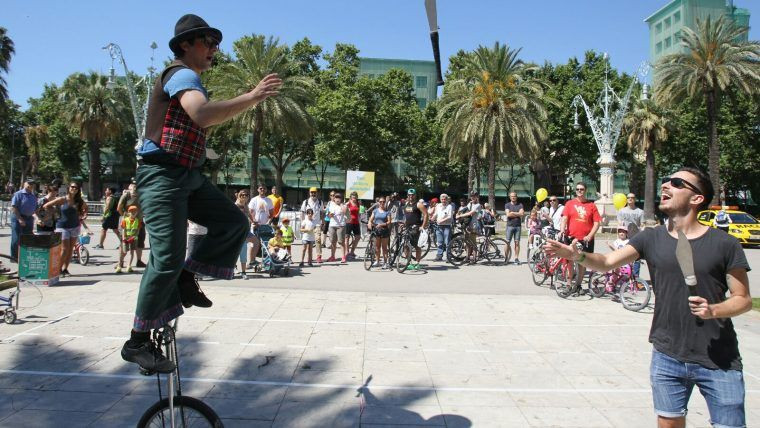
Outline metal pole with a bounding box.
[9,130,14,189]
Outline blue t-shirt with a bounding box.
[11,189,38,216]
[137,68,207,158]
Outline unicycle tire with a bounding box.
[137,395,223,428]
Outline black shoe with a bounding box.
[135,260,147,268]
[178,273,212,308]
[121,340,176,374]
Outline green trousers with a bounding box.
[133,163,248,331]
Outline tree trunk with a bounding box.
[644,147,656,223]
[467,148,477,194]
[487,143,496,209]
[275,168,285,195]
[706,90,720,205]
[249,110,264,195]
[88,140,102,201]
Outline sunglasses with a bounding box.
[239,193,250,197]
[661,176,702,195]
[575,188,586,192]
[198,35,219,49]
[70,185,79,189]
[549,199,558,202]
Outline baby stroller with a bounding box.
[253,225,291,277]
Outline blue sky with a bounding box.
[4,0,758,109]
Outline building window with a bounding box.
[665,37,672,48]
[665,17,671,29]
[416,97,427,108]
[656,22,662,34]
[674,30,681,43]
[656,42,662,54]
[415,76,428,88]
[674,11,681,24]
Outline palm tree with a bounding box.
[60,72,128,200]
[623,99,671,223]
[655,16,760,203]
[0,27,15,102]
[207,35,314,193]
[24,125,48,179]
[437,42,549,207]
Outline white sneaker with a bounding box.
[241,272,248,279]
[514,258,520,265]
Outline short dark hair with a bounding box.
[677,166,713,211]
[575,182,587,189]
[170,32,201,58]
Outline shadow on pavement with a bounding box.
[0,329,472,427]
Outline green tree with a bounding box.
[207,35,314,193]
[59,72,128,200]
[655,16,760,203]
[23,125,48,179]
[438,42,549,208]
[623,99,671,222]
[0,27,14,102]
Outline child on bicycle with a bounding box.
[608,226,629,251]
[526,208,541,249]
[299,209,316,267]
[117,206,140,273]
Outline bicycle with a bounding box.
[0,253,20,324]
[587,263,652,311]
[136,319,223,428]
[387,224,423,273]
[446,225,510,266]
[74,234,90,266]
[363,223,390,270]
[527,227,559,286]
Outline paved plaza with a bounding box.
[1,227,759,427]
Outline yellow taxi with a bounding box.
[697,206,760,246]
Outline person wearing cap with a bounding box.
[608,226,629,251]
[117,182,145,267]
[9,178,38,261]
[300,187,324,263]
[403,188,429,270]
[280,217,294,256]
[121,14,283,374]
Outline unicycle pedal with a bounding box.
[139,366,157,376]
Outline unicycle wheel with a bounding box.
[137,395,223,428]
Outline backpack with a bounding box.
[481,210,494,225]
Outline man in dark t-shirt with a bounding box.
[545,167,752,428]
[504,192,524,264]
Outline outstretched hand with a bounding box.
[544,238,581,261]
[249,73,282,104]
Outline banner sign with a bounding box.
[346,171,375,200]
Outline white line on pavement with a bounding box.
[103,336,129,340]
[198,341,220,345]
[287,345,309,349]
[423,348,447,352]
[71,310,650,329]
[240,343,266,347]
[60,335,84,338]
[333,346,358,350]
[512,350,537,354]
[1,311,77,342]
[2,368,759,395]
[378,348,402,351]
[20,333,40,336]
[465,350,489,353]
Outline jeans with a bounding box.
[650,349,745,427]
[435,224,451,258]
[10,214,33,260]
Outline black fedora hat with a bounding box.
[169,14,222,52]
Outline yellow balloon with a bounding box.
[613,193,627,210]
[535,188,548,203]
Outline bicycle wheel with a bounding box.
[528,250,548,286]
[587,271,607,298]
[78,246,89,266]
[485,238,509,265]
[446,235,468,266]
[553,259,575,298]
[395,240,413,273]
[363,236,376,271]
[137,395,223,428]
[620,277,651,312]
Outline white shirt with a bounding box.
[549,204,564,230]
[328,202,346,227]
[433,204,453,225]
[612,238,629,250]
[301,218,316,242]
[248,195,274,225]
[300,197,322,225]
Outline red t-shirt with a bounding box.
[347,202,360,225]
[562,199,601,240]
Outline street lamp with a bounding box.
[103,41,158,149]
[296,169,303,203]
